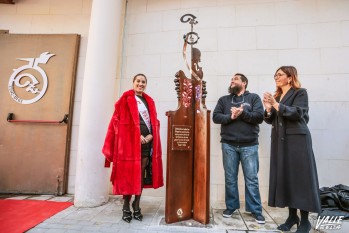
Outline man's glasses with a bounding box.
[231,95,245,105]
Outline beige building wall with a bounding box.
[121,0,349,203]
[1,0,349,205]
[0,0,92,194]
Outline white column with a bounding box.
[74,0,125,207]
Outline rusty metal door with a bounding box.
[0,34,80,195]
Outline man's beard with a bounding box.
[228,85,242,95]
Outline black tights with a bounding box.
[282,208,310,232]
[123,156,149,211]
[298,209,311,232]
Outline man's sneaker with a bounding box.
[252,213,265,224]
[222,209,235,218]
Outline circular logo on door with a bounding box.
[8,52,55,104]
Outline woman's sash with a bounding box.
[135,95,152,133]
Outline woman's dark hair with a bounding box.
[133,73,147,83]
[235,73,248,89]
[274,66,301,98]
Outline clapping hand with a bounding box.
[263,92,277,112]
[231,104,243,120]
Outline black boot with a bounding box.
[277,208,300,231]
[132,195,143,221]
[295,210,311,233]
[122,195,132,223]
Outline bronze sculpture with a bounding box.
[165,14,210,225]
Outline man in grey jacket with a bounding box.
[213,73,265,224]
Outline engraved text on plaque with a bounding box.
[172,125,192,151]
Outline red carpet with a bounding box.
[0,199,72,233]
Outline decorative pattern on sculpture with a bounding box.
[182,78,192,108]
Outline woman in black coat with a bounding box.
[263,66,321,233]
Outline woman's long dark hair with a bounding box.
[133,73,147,83]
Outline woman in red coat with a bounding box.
[102,74,163,223]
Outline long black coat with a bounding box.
[264,88,321,213]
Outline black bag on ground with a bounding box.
[319,184,349,219]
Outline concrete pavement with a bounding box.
[2,195,348,233]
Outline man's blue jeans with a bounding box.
[222,143,262,215]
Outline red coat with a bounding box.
[102,89,164,195]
